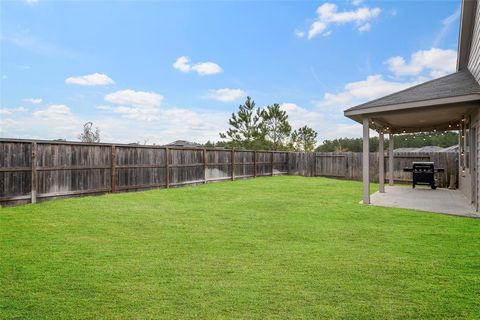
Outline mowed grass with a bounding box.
[1,176,479,319]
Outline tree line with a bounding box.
[316,132,458,152]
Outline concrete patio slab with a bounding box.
[369,186,480,218]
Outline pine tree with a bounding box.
[290,126,318,151]
[219,97,265,149]
[261,104,291,150]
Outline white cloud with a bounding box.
[1,95,231,143]
[358,23,371,32]
[65,73,114,86]
[323,30,332,37]
[385,48,457,78]
[33,104,73,119]
[281,103,324,129]
[173,56,222,75]
[305,3,381,39]
[173,56,191,72]
[352,0,364,6]
[191,62,222,76]
[0,118,17,133]
[95,105,113,110]
[280,103,364,141]
[433,7,461,47]
[206,88,245,102]
[0,107,28,115]
[295,30,305,38]
[23,98,42,104]
[1,32,77,59]
[314,75,421,113]
[442,7,461,25]
[105,89,163,108]
[104,89,164,121]
[6,104,80,139]
[308,21,327,39]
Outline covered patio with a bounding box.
[344,70,480,216]
[370,186,479,218]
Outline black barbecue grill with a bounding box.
[403,162,444,189]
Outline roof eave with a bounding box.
[457,0,477,71]
[344,93,480,121]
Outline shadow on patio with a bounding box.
[370,186,480,218]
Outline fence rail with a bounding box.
[0,138,459,206]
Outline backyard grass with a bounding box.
[1,176,479,319]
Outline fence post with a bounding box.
[203,148,207,184]
[165,147,170,188]
[271,152,274,176]
[253,151,257,178]
[231,149,235,181]
[111,145,116,193]
[286,152,290,175]
[31,142,37,204]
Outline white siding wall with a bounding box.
[459,169,472,202]
[467,2,480,209]
[477,109,480,210]
[475,108,480,210]
[468,2,480,83]
[459,109,480,206]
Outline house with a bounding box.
[344,0,480,213]
[165,140,202,148]
[393,146,458,153]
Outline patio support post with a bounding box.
[389,133,394,186]
[378,132,385,193]
[362,117,370,204]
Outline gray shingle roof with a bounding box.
[166,140,201,147]
[345,70,480,112]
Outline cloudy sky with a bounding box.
[1,0,460,145]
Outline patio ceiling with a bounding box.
[361,100,478,133]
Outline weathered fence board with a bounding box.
[0,138,459,206]
[0,139,293,205]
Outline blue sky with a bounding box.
[0,0,461,144]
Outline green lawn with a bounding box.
[1,176,479,319]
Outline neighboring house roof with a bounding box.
[394,146,443,153]
[345,70,480,114]
[441,145,459,152]
[393,147,422,153]
[394,145,458,153]
[166,140,201,148]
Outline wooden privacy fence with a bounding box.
[0,139,290,205]
[0,138,459,206]
[315,151,458,187]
